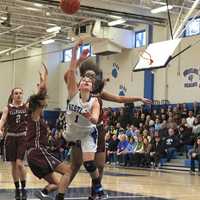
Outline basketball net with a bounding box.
[139,50,154,65]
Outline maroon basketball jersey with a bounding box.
[26,116,49,149]
[7,103,28,133]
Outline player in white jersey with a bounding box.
[55,41,107,200]
[64,92,98,152]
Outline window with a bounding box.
[63,44,95,63]
[184,17,200,37]
[135,30,146,48]
[63,48,72,62]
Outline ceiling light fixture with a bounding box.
[42,39,55,45]
[46,26,61,33]
[108,19,126,26]
[33,3,43,7]
[151,5,173,14]
[0,17,7,20]
[24,7,40,11]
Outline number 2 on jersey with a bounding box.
[74,115,79,123]
[16,114,21,124]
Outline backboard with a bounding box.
[134,39,181,71]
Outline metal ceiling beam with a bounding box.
[21,0,167,24]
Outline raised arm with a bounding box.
[100,91,152,104]
[37,63,48,95]
[64,41,90,98]
[0,106,8,137]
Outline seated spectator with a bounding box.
[164,128,179,162]
[155,118,161,131]
[105,132,112,162]
[189,136,200,175]
[124,137,137,166]
[192,116,200,139]
[107,135,119,164]
[125,125,134,138]
[116,134,129,165]
[149,135,166,168]
[133,135,144,167]
[158,121,168,140]
[178,123,194,157]
[141,137,151,167]
[186,111,195,128]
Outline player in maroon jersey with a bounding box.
[62,41,152,200]
[26,64,72,200]
[0,64,50,200]
[0,87,28,200]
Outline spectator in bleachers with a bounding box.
[181,103,188,118]
[192,116,200,138]
[109,110,119,126]
[155,118,161,131]
[141,137,151,167]
[164,128,179,162]
[102,109,110,127]
[189,136,200,175]
[133,134,144,167]
[149,135,166,168]
[140,113,146,125]
[124,137,137,166]
[105,132,112,162]
[158,120,168,140]
[125,125,134,138]
[116,134,129,165]
[193,101,200,116]
[161,113,167,122]
[187,111,195,128]
[178,122,194,157]
[107,135,119,165]
[56,112,66,131]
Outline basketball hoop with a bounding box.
[139,50,154,65]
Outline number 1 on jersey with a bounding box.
[75,115,79,123]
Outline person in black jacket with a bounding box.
[107,134,119,164]
[149,135,166,168]
[164,128,179,162]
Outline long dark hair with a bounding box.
[8,87,23,105]
[28,93,47,113]
[79,60,107,94]
[79,59,101,77]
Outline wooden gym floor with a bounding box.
[0,160,199,200]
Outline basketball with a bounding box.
[60,0,80,15]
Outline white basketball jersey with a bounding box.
[64,92,97,141]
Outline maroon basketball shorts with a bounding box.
[4,134,26,161]
[27,147,62,179]
[96,124,106,153]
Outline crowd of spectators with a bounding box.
[103,103,200,171]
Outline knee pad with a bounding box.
[83,160,97,173]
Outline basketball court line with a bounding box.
[29,195,155,200]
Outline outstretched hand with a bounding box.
[141,98,152,104]
[37,63,48,94]
[78,48,90,64]
[72,39,90,65]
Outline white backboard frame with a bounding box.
[134,39,181,71]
